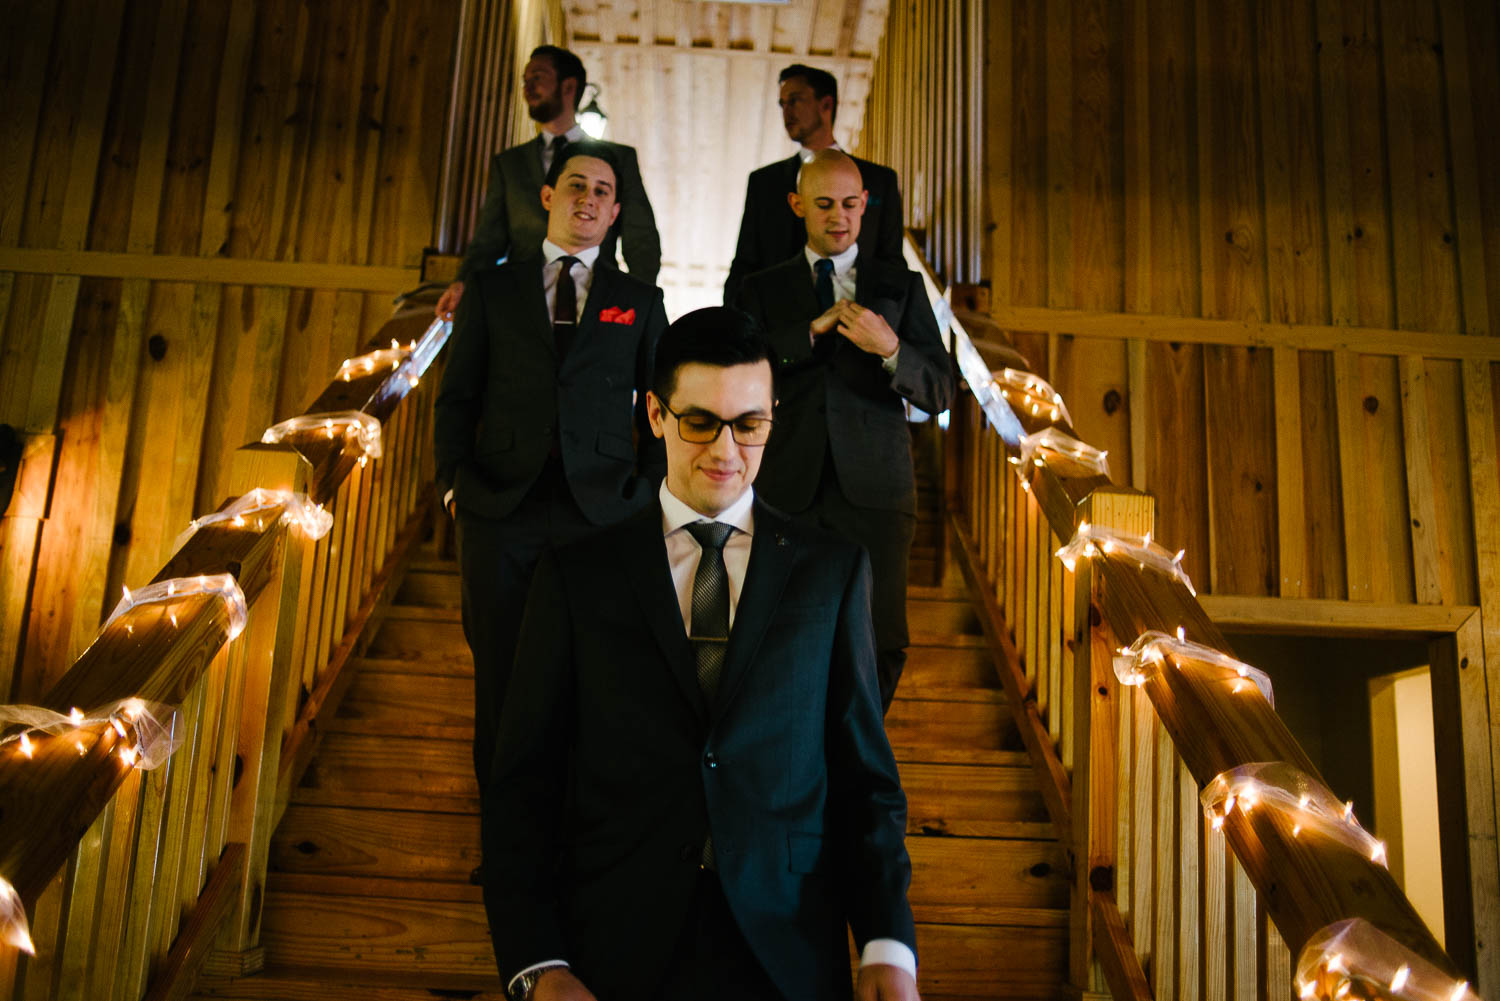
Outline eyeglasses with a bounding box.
[660,401,774,446]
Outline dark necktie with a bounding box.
[686,521,733,703]
[814,257,836,312]
[542,133,569,172]
[553,255,579,359]
[686,520,732,869]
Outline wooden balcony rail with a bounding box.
[901,235,1475,1001]
[0,299,450,1000]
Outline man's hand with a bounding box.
[436,281,465,319]
[810,302,844,340]
[532,967,597,1001]
[834,301,900,358]
[856,963,920,1001]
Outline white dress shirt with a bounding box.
[542,239,600,322]
[540,123,587,173]
[797,140,843,163]
[803,244,901,374]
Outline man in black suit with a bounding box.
[434,141,667,783]
[436,45,660,318]
[735,150,954,710]
[484,308,919,1001]
[724,64,904,304]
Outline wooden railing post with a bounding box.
[213,443,314,970]
[1070,486,1155,1000]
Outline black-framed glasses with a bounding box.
[660,401,774,446]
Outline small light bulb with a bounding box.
[170,612,178,628]
[1176,626,1186,642]
[166,581,175,596]
[1390,966,1410,993]
[119,746,138,767]
[75,740,87,755]
[69,707,84,725]
[18,733,33,758]
[1451,982,1469,1001]
[110,717,128,738]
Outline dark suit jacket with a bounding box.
[434,253,666,524]
[483,501,915,1001]
[458,135,662,284]
[724,153,903,304]
[735,252,955,515]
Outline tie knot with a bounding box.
[558,255,579,273]
[814,258,835,278]
[687,520,734,553]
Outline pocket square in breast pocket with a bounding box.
[611,307,636,325]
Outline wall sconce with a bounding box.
[578,84,608,139]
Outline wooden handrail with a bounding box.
[904,233,1470,999]
[0,298,450,997]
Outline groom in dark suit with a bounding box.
[735,150,954,710]
[723,64,904,305]
[484,308,919,1001]
[435,141,667,784]
[436,45,661,318]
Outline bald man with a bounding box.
[734,150,954,710]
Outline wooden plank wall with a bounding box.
[859,0,983,284]
[436,0,565,257]
[860,0,1500,604]
[0,0,467,702]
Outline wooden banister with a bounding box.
[0,299,450,999]
[907,232,1473,1001]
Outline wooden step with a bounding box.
[270,806,1063,920]
[256,888,1063,998]
[884,694,1021,764]
[901,762,1053,838]
[192,973,504,999]
[332,671,472,738]
[906,596,981,635]
[293,733,478,812]
[363,617,471,666]
[394,568,461,607]
[903,643,998,689]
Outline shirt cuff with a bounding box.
[507,960,570,997]
[881,344,901,374]
[860,938,917,980]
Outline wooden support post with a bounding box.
[214,444,312,963]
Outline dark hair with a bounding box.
[543,139,620,192]
[779,64,839,122]
[652,307,777,403]
[531,45,587,111]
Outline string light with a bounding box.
[336,345,411,382]
[261,410,383,462]
[1013,426,1110,478]
[1295,919,1478,1001]
[0,700,181,770]
[1055,522,1197,595]
[174,489,333,550]
[103,573,249,642]
[996,368,1073,427]
[1201,762,1386,868]
[1112,630,1274,703]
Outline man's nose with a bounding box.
[708,425,738,455]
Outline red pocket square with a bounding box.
[611,308,636,325]
[599,306,622,323]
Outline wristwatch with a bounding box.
[509,963,567,1001]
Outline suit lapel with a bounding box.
[619,506,706,721]
[504,254,553,354]
[711,502,796,727]
[561,264,616,374]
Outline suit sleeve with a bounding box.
[889,271,956,415]
[871,167,906,264]
[616,146,662,285]
[636,286,668,482]
[734,270,817,369]
[458,154,512,283]
[433,275,489,499]
[826,548,917,954]
[482,551,576,979]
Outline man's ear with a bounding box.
[561,77,579,112]
[608,200,622,226]
[856,189,869,217]
[645,391,667,439]
[788,191,806,218]
[540,185,555,212]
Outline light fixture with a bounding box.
[578,83,608,139]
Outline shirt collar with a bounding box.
[804,242,859,277]
[659,480,756,538]
[542,239,601,270]
[541,123,587,146]
[797,140,842,163]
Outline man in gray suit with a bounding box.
[735,150,954,710]
[436,46,661,318]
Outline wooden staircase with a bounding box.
[191,430,1067,1001]
[189,555,1067,1001]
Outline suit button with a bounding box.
[703,752,718,769]
[678,844,696,861]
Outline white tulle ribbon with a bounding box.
[1014,426,1110,478]
[173,488,332,551]
[1055,521,1196,595]
[1295,918,1476,1001]
[105,574,248,642]
[1202,762,1387,866]
[261,411,383,461]
[1113,630,1273,703]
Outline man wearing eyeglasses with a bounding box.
[484,307,919,1001]
[735,149,955,711]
